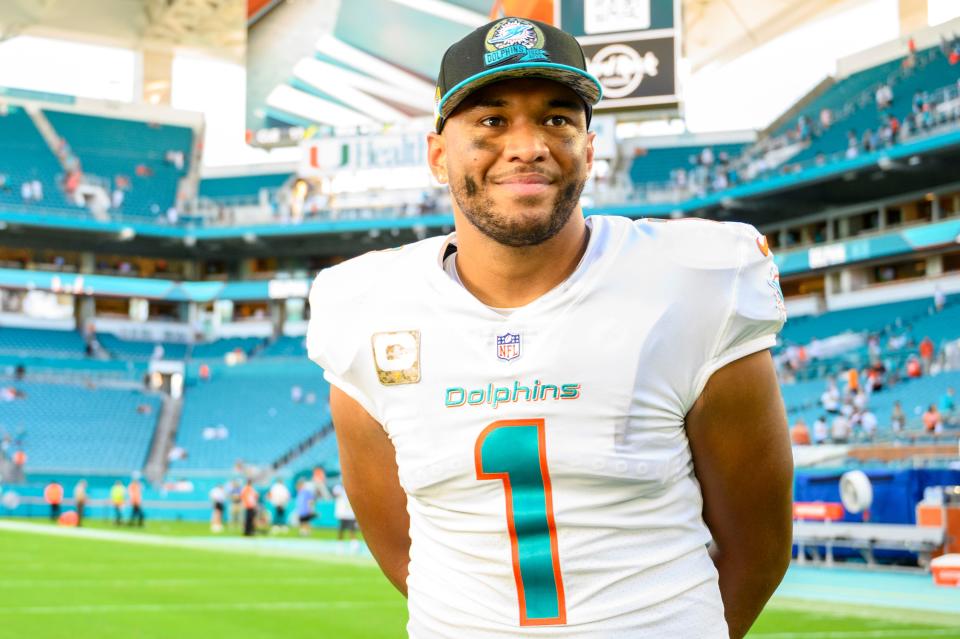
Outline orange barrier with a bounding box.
[793,502,845,521]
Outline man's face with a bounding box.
[429,78,595,247]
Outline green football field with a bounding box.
[1,520,959,639]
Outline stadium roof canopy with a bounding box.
[684,0,871,72]
[246,0,874,133]
[0,0,245,61]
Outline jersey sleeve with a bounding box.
[306,268,382,423]
[690,223,786,401]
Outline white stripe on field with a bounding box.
[2,601,395,615]
[752,629,960,638]
[0,520,376,565]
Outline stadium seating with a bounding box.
[1,380,161,471]
[170,360,330,470]
[96,333,189,361]
[43,109,192,218]
[190,337,264,359]
[259,335,307,358]
[780,297,940,345]
[0,106,80,210]
[0,326,87,359]
[288,428,340,474]
[789,47,960,166]
[198,173,289,201]
[628,143,746,186]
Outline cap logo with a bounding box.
[484,18,549,67]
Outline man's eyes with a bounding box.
[477,115,572,127]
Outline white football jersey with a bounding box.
[307,215,785,638]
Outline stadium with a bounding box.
[0,0,959,637]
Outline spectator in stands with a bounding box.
[291,385,303,403]
[198,363,211,381]
[110,480,125,525]
[830,414,851,443]
[73,479,87,527]
[846,130,859,159]
[934,285,946,313]
[821,380,841,414]
[295,478,316,537]
[790,418,811,446]
[859,410,878,440]
[111,188,124,211]
[919,336,935,375]
[268,478,291,533]
[31,179,43,202]
[241,479,258,537]
[853,389,868,412]
[20,181,33,203]
[819,107,832,129]
[845,368,860,394]
[875,83,893,110]
[44,481,63,521]
[812,416,828,445]
[0,173,10,194]
[940,387,956,422]
[923,404,943,434]
[906,356,922,378]
[128,476,144,527]
[891,401,906,433]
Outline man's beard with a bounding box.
[449,169,585,248]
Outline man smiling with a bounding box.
[308,17,792,639]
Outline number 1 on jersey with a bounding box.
[475,419,566,626]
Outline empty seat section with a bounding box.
[0,381,160,470]
[44,110,192,218]
[171,361,330,469]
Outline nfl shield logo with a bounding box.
[496,333,521,361]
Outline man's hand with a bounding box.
[330,385,411,595]
[686,350,793,638]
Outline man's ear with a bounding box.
[427,132,447,184]
[585,130,596,176]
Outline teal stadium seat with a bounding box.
[0,381,161,471]
[43,109,192,218]
[170,360,330,470]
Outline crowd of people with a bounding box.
[645,36,960,201]
[206,467,355,539]
[791,379,956,446]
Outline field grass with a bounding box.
[1,520,959,639]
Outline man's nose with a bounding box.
[503,120,549,163]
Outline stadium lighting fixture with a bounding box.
[877,156,893,170]
[243,232,257,244]
[183,235,196,247]
[0,221,7,231]
[908,155,922,166]
[118,227,136,241]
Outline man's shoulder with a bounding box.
[309,235,447,304]
[627,217,764,270]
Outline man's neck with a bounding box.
[451,211,589,309]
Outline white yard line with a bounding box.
[0,520,375,566]
[751,630,960,638]
[1,601,395,615]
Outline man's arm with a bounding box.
[329,384,411,595]
[685,350,793,639]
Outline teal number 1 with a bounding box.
[474,419,567,627]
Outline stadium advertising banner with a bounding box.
[557,0,680,111]
[299,132,427,178]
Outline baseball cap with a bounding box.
[434,17,603,132]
